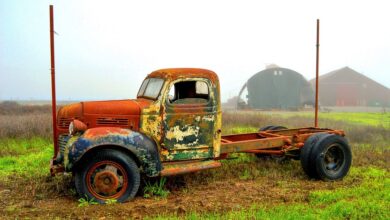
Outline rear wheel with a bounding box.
[300,133,330,178]
[301,134,352,180]
[74,149,140,203]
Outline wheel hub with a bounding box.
[324,144,343,171]
[86,161,128,200]
[94,170,120,195]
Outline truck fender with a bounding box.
[64,127,162,177]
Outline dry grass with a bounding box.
[0,114,53,139]
[0,101,53,139]
[0,101,52,115]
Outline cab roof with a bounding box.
[147,68,219,84]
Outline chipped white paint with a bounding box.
[173,140,200,149]
[166,125,199,142]
[202,115,215,122]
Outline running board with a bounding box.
[160,160,222,176]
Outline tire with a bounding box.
[300,133,331,178]
[311,134,352,180]
[74,149,140,204]
[256,125,287,160]
[259,125,276,131]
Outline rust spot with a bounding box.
[83,127,131,139]
[72,119,87,132]
[160,160,221,176]
[148,68,220,85]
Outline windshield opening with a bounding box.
[137,78,164,100]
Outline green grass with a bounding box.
[143,177,170,198]
[0,137,51,156]
[153,167,390,220]
[222,125,258,135]
[0,138,53,178]
[266,111,390,128]
[317,112,390,128]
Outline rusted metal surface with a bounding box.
[50,158,64,176]
[52,68,223,175]
[244,149,285,155]
[86,160,128,200]
[63,127,162,177]
[315,19,320,127]
[161,78,219,161]
[221,136,287,154]
[49,5,58,158]
[160,160,221,176]
[57,99,152,133]
[148,68,220,85]
[70,119,87,134]
[220,128,343,155]
[140,69,222,162]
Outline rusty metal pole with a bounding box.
[50,5,59,157]
[314,19,320,127]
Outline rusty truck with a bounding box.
[50,68,352,203]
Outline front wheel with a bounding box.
[74,149,140,203]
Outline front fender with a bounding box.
[64,127,162,177]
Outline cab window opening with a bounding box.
[168,80,210,104]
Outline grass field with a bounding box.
[0,103,389,219]
[260,111,390,128]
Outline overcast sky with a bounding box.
[1,0,389,102]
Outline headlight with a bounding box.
[69,122,74,135]
[69,119,87,135]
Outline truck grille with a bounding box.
[58,134,70,154]
[58,118,72,129]
[96,117,129,126]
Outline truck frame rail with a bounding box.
[220,127,345,155]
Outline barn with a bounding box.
[309,67,390,107]
[238,66,314,110]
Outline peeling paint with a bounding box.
[63,127,162,177]
[202,115,215,122]
[166,125,200,142]
[159,76,221,161]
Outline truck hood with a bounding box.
[57,99,152,131]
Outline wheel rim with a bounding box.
[86,160,128,200]
[322,144,344,173]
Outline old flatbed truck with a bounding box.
[50,68,352,203]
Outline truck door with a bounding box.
[161,79,217,161]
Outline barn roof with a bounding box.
[310,66,389,91]
[309,66,390,107]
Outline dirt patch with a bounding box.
[0,160,362,219]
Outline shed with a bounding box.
[238,67,314,110]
